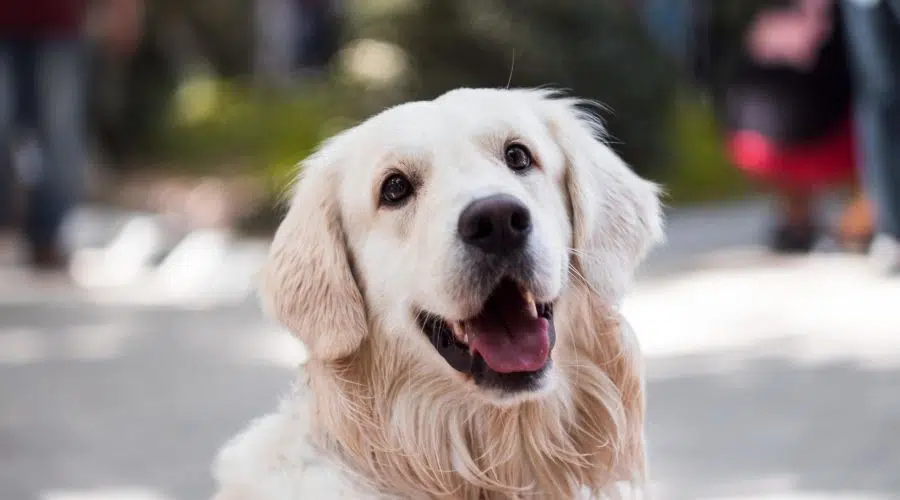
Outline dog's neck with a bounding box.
[303,287,646,499]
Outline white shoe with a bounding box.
[868,233,900,275]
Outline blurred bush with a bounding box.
[153,79,354,187]
[663,91,748,204]
[89,0,254,165]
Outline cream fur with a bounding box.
[213,88,664,499]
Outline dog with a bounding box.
[212,88,664,499]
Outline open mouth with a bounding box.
[416,279,556,391]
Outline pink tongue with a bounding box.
[465,287,550,374]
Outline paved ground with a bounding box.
[1,200,899,500]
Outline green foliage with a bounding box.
[661,92,749,204]
[149,78,357,195]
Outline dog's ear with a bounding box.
[261,144,367,360]
[539,94,664,303]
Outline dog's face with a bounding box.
[264,88,662,403]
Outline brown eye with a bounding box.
[380,174,414,206]
[505,144,533,172]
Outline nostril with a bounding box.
[472,217,493,241]
[459,213,494,243]
[509,208,531,233]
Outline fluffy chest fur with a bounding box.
[213,291,646,500]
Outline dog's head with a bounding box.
[263,88,662,403]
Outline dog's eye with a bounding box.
[504,144,533,172]
[380,174,414,206]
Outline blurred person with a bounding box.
[294,0,341,71]
[724,0,869,253]
[253,0,341,86]
[0,0,141,270]
[650,0,874,254]
[254,0,301,87]
[840,0,900,273]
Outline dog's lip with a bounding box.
[435,280,556,323]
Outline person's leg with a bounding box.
[25,39,89,268]
[0,43,17,230]
[836,182,874,252]
[841,0,900,271]
[770,184,819,253]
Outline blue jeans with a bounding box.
[841,0,900,239]
[0,39,88,247]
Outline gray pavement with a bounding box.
[2,200,900,500]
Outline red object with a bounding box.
[0,0,88,38]
[727,118,856,190]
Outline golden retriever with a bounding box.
[212,88,664,499]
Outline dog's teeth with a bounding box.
[451,322,468,344]
[523,290,538,318]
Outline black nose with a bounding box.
[458,194,532,255]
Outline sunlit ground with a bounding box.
[1,200,899,499]
[629,252,900,499]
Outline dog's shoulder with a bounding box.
[211,397,384,499]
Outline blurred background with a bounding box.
[1,0,899,499]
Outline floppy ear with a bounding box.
[260,148,367,360]
[541,94,664,303]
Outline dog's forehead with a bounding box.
[355,94,550,153]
